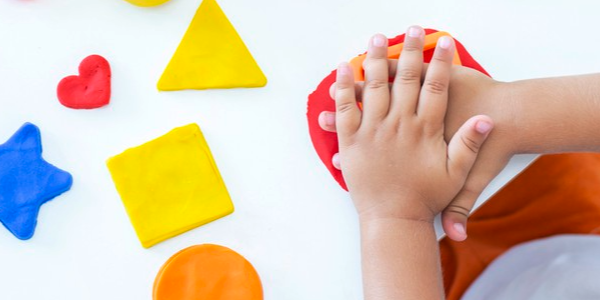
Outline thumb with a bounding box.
[441,189,478,242]
[443,152,512,241]
[444,116,496,242]
[447,115,494,178]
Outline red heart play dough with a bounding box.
[306,29,490,190]
[57,55,111,109]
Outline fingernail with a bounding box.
[324,112,336,126]
[453,223,466,236]
[332,153,341,169]
[438,36,452,50]
[372,35,385,47]
[475,120,492,134]
[407,26,422,38]
[338,62,350,75]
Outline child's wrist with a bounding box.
[500,79,543,155]
[359,215,436,236]
[490,80,522,155]
[355,197,437,225]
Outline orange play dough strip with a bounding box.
[349,31,462,81]
[153,244,263,300]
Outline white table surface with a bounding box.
[1,0,598,299]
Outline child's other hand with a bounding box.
[334,26,493,223]
[321,32,512,240]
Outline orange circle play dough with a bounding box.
[153,244,263,300]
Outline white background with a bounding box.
[0,0,597,299]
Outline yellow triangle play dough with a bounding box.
[157,0,267,90]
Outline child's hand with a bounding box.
[322,34,513,239]
[334,27,493,223]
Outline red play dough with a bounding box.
[57,55,111,109]
[307,29,490,190]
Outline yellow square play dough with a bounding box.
[106,124,233,248]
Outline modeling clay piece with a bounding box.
[157,0,267,91]
[307,29,490,190]
[57,55,111,109]
[0,123,73,240]
[106,124,233,248]
[153,244,263,300]
[124,0,171,7]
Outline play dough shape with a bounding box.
[153,244,263,300]
[307,29,490,190]
[106,124,233,248]
[124,0,171,7]
[0,123,73,240]
[57,55,111,109]
[157,0,267,90]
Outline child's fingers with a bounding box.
[442,154,510,241]
[335,62,361,139]
[329,83,363,102]
[329,59,429,100]
[390,60,430,78]
[329,63,430,101]
[441,201,470,242]
[441,182,484,241]
[361,34,391,125]
[444,115,493,241]
[318,111,337,132]
[389,26,425,118]
[330,82,391,103]
[328,64,431,101]
[378,59,427,78]
[447,115,494,179]
[315,110,342,169]
[417,36,455,133]
[332,153,341,170]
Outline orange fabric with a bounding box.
[153,244,263,300]
[440,153,600,300]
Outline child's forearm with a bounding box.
[360,217,444,300]
[507,74,600,154]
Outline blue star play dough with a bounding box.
[0,123,73,240]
